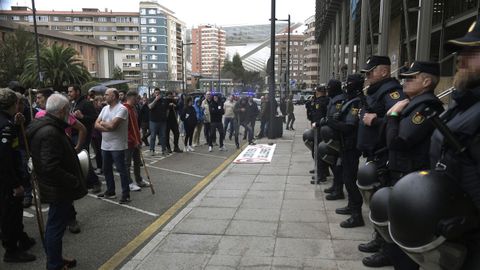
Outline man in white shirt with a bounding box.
[94,88,131,204]
[223,95,236,140]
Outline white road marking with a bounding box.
[146,165,204,178]
[187,151,227,159]
[87,194,159,217]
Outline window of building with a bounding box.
[110,17,116,22]
[79,46,83,53]
[148,27,157,33]
[123,63,130,68]
[149,36,157,43]
[148,9,156,15]
[92,63,95,70]
[142,63,148,69]
[126,55,136,60]
[141,36,147,43]
[135,63,140,67]
[98,17,107,22]
[150,45,157,51]
[132,17,138,24]
[12,16,20,21]
[98,26,108,31]
[140,27,147,33]
[65,26,72,30]
[74,26,81,31]
[151,55,158,60]
[65,17,72,22]
[151,63,158,69]
[142,55,148,61]
[152,73,157,78]
[0,15,7,21]
[148,18,156,24]
[73,17,80,22]
[140,9,146,15]
[99,36,108,40]
[140,18,146,24]
[142,72,148,78]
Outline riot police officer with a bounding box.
[357,55,405,267]
[325,74,365,228]
[0,88,36,262]
[308,85,330,182]
[379,61,444,269]
[318,79,346,199]
[428,19,480,269]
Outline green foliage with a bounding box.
[81,80,100,94]
[21,44,91,92]
[112,65,123,80]
[0,28,37,87]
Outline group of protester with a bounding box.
[304,19,480,269]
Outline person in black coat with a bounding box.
[0,88,36,263]
[209,95,225,151]
[139,96,150,146]
[180,96,197,151]
[27,93,87,270]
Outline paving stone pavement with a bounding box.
[121,109,394,270]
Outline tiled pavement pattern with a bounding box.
[122,111,394,270]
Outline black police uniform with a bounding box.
[308,92,330,181]
[328,93,363,219]
[430,86,480,269]
[322,90,346,197]
[0,111,32,257]
[384,90,444,269]
[357,77,405,160]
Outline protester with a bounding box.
[208,94,225,152]
[192,96,204,146]
[148,88,168,156]
[201,91,212,146]
[165,91,182,153]
[91,95,104,174]
[139,96,150,147]
[28,93,87,269]
[123,90,150,191]
[223,95,236,140]
[180,96,197,152]
[95,88,131,204]
[286,95,295,130]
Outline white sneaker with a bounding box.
[219,146,227,151]
[208,146,212,152]
[188,146,195,152]
[192,143,197,147]
[129,183,141,191]
[184,146,189,152]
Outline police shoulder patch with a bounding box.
[389,91,401,100]
[351,108,359,116]
[412,112,425,125]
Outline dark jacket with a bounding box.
[0,111,23,200]
[139,103,150,124]
[149,97,169,122]
[180,106,198,127]
[71,95,97,134]
[246,101,259,122]
[234,99,249,124]
[209,100,224,123]
[27,114,87,203]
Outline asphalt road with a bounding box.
[1,134,241,270]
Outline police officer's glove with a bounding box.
[437,216,480,240]
[319,117,328,126]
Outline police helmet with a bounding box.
[317,141,338,165]
[369,187,393,243]
[320,125,336,142]
[303,128,314,151]
[356,161,381,205]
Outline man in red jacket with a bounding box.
[123,90,149,191]
[123,91,150,190]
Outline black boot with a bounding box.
[362,251,393,267]
[326,191,345,200]
[324,186,335,193]
[310,176,326,184]
[309,169,315,174]
[340,212,365,228]
[358,232,383,253]
[3,250,36,263]
[335,206,351,215]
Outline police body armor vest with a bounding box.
[388,92,443,174]
[357,79,401,152]
[339,96,361,150]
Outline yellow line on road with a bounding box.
[98,146,244,270]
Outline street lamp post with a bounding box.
[277,15,291,97]
[268,0,276,139]
[181,41,195,93]
[31,0,42,83]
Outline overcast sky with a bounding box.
[1,0,315,27]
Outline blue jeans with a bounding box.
[102,150,130,197]
[223,117,234,137]
[149,121,166,152]
[45,201,74,270]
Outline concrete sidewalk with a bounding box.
[121,109,393,270]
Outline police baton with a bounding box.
[422,107,465,154]
[19,122,45,245]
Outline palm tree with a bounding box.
[21,44,91,91]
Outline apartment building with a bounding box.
[275,32,306,89]
[303,15,319,89]
[191,25,226,78]
[0,20,122,78]
[0,6,141,88]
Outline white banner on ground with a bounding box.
[233,144,276,164]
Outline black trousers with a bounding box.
[331,164,344,193]
[209,122,225,147]
[1,196,25,252]
[341,149,363,213]
[166,119,180,149]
